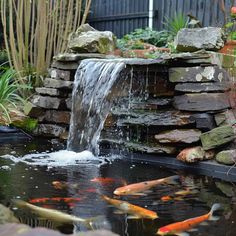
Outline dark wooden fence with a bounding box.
[88,0,234,38]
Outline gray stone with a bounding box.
[31,95,66,110]
[51,61,80,70]
[177,146,205,163]
[35,87,69,97]
[216,150,236,165]
[169,66,230,83]
[200,125,236,150]
[0,205,19,224]
[33,124,67,138]
[68,29,116,54]
[124,142,177,154]
[39,110,71,124]
[175,27,225,52]
[49,69,71,81]
[53,53,110,62]
[117,110,195,127]
[173,93,230,112]
[130,98,172,110]
[43,78,73,90]
[23,102,44,117]
[215,109,236,126]
[155,129,201,144]
[190,113,216,130]
[175,82,230,93]
[66,97,72,110]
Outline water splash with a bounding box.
[67,59,127,155]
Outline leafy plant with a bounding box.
[0,68,27,123]
[164,12,189,38]
[117,28,169,51]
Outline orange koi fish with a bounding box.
[52,181,79,190]
[29,197,82,204]
[157,203,221,236]
[101,195,158,219]
[90,177,118,185]
[160,196,183,202]
[174,188,198,196]
[114,175,179,196]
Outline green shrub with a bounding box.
[117,28,169,50]
[0,68,26,122]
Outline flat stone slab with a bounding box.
[200,125,235,150]
[31,95,66,110]
[175,82,230,93]
[169,66,229,83]
[53,53,111,62]
[35,88,69,97]
[43,78,73,90]
[155,129,201,144]
[38,110,71,124]
[173,93,230,112]
[51,61,80,70]
[175,27,224,52]
[117,110,195,127]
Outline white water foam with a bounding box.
[1,150,113,167]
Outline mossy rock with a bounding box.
[12,118,38,132]
[216,150,236,165]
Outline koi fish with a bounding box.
[52,181,79,190]
[157,203,221,236]
[161,188,198,202]
[90,177,117,184]
[101,195,158,219]
[29,197,82,204]
[13,199,103,228]
[113,175,179,196]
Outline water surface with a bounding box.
[0,139,235,236]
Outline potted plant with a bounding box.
[220,6,236,55]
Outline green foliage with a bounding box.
[0,49,9,66]
[13,117,38,132]
[117,28,169,50]
[164,12,189,37]
[0,68,27,122]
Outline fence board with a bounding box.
[88,0,234,38]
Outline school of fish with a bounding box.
[13,175,221,235]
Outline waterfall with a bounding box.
[67,59,127,155]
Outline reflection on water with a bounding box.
[0,139,236,235]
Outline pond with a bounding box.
[0,139,235,236]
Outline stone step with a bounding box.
[173,93,230,112]
[175,82,230,93]
[169,66,229,83]
[35,87,70,97]
[38,110,71,125]
[116,110,195,127]
[43,78,73,89]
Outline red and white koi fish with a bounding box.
[101,195,158,219]
[114,175,179,195]
[157,203,221,236]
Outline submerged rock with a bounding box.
[0,205,19,224]
[0,224,118,236]
[177,146,205,163]
[155,129,201,144]
[175,27,225,52]
[216,150,236,165]
[200,125,235,150]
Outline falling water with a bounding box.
[67,59,127,155]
